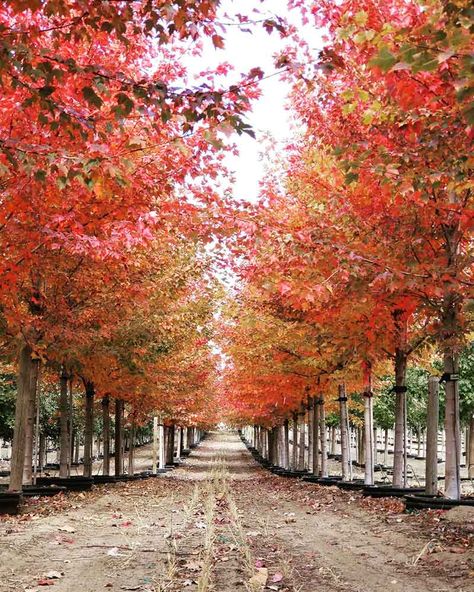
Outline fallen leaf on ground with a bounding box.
[271,572,283,583]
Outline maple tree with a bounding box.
[222,0,472,499]
[0,0,267,490]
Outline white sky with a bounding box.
[186,0,323,203]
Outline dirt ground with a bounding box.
[0,432,473,592]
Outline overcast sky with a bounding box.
[186,0,322,203]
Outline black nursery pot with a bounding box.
[115,474,144,482]
[0,491,22,515]
[36,476,94,491]
[404,494,474,511]
[93,475,118,485]
[337,480,366,491]
[277,469,308,479]
[363,485,425,498]
[44,463,60,471]
[301,475,342,485]
[22,485,66,497]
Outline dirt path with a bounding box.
[0,432,472,592]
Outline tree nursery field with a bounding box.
[0,1,473,591]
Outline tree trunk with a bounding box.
[426,376,439,496]
[283,419,290,470]
[152,416,158,473]
[128,422,135,475]
[308,402,313,469]
[339,384,350,481]
[330,427,336,455]
[74,431,80,464]
[311,397,320,475]
[68,378,74,475]
[114,399,124,476]
[166,425,175,465]
[298,409,306,471]
[23,358,39,486]
[59,368,70,478]
[176,427,182,461]
[158,419,165,470]
[10,344,38,491]
[444,352,461,499]
[393,347,408,487]
[363,365,374,485]
[102,396,110,476]
[83,381,94,478]
[319,398,328,478]
[357,427,364,465]
[39,432,46,472]
[292,412,298,470]
[383,429,389,467]
[468,415,474,479]
[312,398,320,475]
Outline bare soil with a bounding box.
[0,432,472,592]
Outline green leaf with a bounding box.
[116,92,134,116]
[34,169,46,182]
[38,85,55,97]
[345,172,359,185]
[369,47,397,72]
[463,102,474,125]
[82,86,103,109]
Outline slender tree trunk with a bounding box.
[158,419,165,470]
[74,431,80,464]
[102,396,110,476]
[23,358,39,485]
[363,365,374,485]
[10,345,38,491]
[68,378,74,475]
[426,376,439,496]
[339,384,350,481]
[59,368,70,478]
[312,399,320,475]
[383,429,389,467]
[357,427,364,464]
[308,402,313,469]
[128,422,135,475]
[298,409,306,471]
[176,427,182,460]
[330,427,336,455]
[152,416,158,473]
[319,398,328,477]
[467,415,474,479]
[166,425,175,464]
[444,351,461,499]
[39,432,46,473]
[83,381,94,478]
[114,399,124,476]
[283,419,290,470]
[393,347,408,487]
[292,412,298,470]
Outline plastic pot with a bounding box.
[363,485,425,498]
[404,494,474,511]
[0,491,21,515]
[36,476,94,491]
